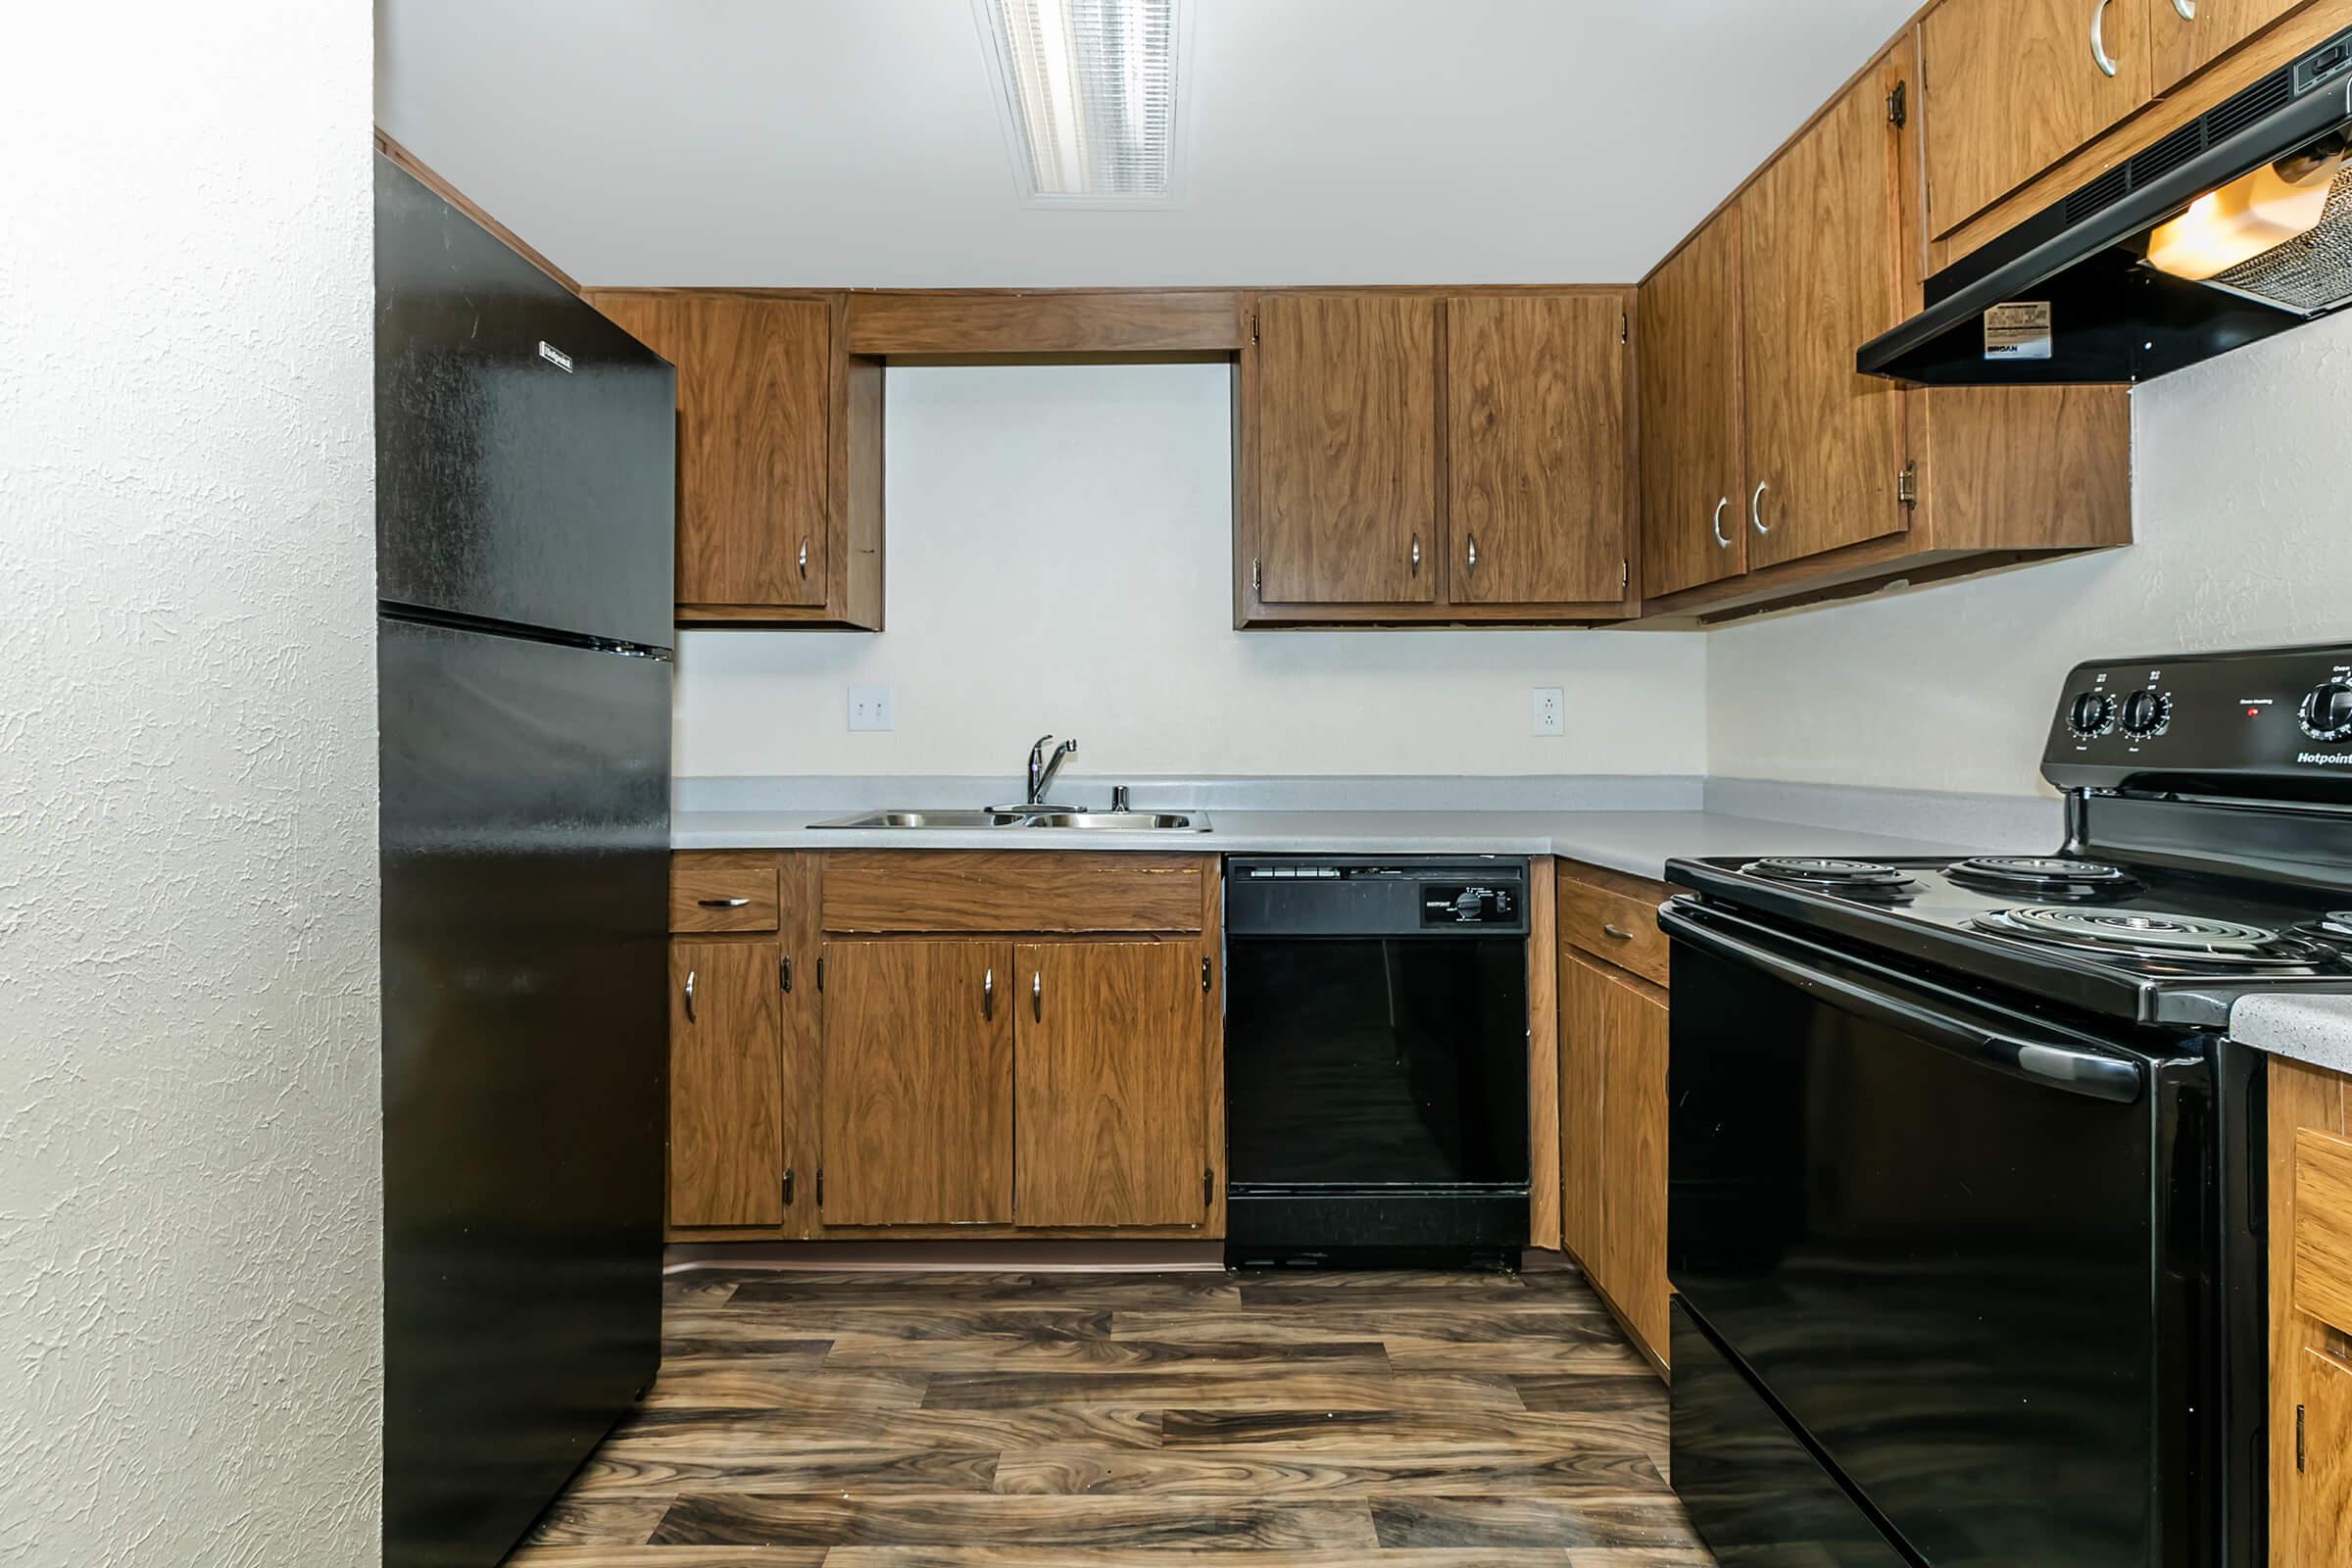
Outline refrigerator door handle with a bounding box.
[1660,903,2143,1102]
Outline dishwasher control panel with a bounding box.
[1226,858,1531,938]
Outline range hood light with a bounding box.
[2145,152,2343,281]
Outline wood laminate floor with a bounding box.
[509,1267,1714,1568]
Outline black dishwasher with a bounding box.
[1223,857,1530,1268]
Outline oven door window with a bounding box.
[1226,937,1529,1188]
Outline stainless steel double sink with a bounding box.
[810,808,1212,833]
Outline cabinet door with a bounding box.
[668,941,784,1227]
[1014,942,1208,1228]
[2294,1348,2352,1565]
[677,294,831,610]
[1250,293,1440,606]
[1922,0,2155,238]
[1742,64,1910,571]
[1597,960,1671,1362]
[820,940,1013,1225]
[1446,294,1631,607]
[1558,950,1611,1270]
[2158,0,2313,90]
[1639,208,1746,599]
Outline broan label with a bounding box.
[1984,302,2053,361]
[2298,752,2352,765]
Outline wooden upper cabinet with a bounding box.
[1921,0,2157,238]
[587,288,882,630]
[2156,0,2315,90]
[667,940,784,1228]
[1013,942,1208,1228]
[1639,209,1747,600]
[1446,294,1632,607]
[818,939,1014,1225]
[1248,292,1440,607]
[1740,56,1911,571]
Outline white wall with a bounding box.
[675,364,1707,781]
[1708,309,2352,799]
[0,6,381,1564]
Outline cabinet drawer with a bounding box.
[821,852,1208,934]
[2294,1125,2352,1337]
[1556,860,1670,986]
[670,853,780,932]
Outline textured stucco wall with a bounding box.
[1708,307,2352,797]
[0,5,382,1564]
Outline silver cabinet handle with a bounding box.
[1710,497,1732,550]
[1251,557,1263,597]
[1749,480,1772,535]
[2172,0,2193,20]
[1465,533,1479,574]
[1032,969,1043,1022]
[683,968,697,1022]
[983,966,994,1021]
[697,896,751,908]
[797,538,809,578]
[1602,923,1635,942]
[2090,0,2120,76]
[1410,533,1422,574]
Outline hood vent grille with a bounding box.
[2060,74,2296,230]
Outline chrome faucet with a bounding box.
[1026,734,1078,807]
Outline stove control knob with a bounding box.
[2068,691,2117,738]
[2301,677,2352,742]
[2120,689,2172,738]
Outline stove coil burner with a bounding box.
[2296,911,2352,946]
[1947,856,2133,897]
[1975,905,2325,964]
[1741,857,1915,889]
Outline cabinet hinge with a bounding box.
[1201,956,1212,993]
[782,1167,795,1206]
[2297,1402,2307,1472]
[815,1167,824,1208]
[1204,1166,1216,1207]
[779,956,792,994]
[1887,79,1908,128]
[1896,461,1919,509]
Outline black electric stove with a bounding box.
[1663,643,2352,1568]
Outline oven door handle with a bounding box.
[1660,904,2144,1103]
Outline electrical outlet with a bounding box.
[847,685,894,732]
[1532,687,1565,737]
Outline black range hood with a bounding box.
[1861,24,2352,386]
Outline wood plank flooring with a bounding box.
[509,1268,1713,1567]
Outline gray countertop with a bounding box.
[671,807,1993,884]
[2230,993,2352,1077]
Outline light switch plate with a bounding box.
[848,685,894,732]
[1533,687,1565,737]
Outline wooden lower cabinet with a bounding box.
[1015,941,1212,1228]
[818,939,1014,1226]
[2271,1054,2352,1562]
[1557,858,1673,1373]
[664,850,1223,1243]
[667,939,786,1228]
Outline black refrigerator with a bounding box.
[375,155,675,1568]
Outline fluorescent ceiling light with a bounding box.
[976,0,1186,205]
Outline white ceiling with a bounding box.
[376,0,1923,288]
